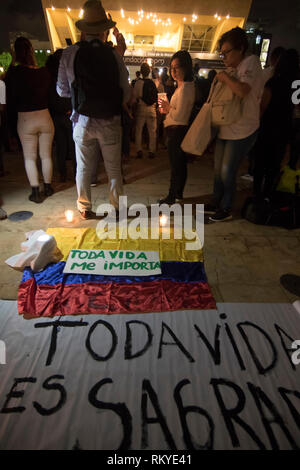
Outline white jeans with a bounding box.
[73,117,123,212]
[17,109,54,187]
[135,103,157,154]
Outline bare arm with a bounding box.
[217,72,251,98]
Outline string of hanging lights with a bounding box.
[49,7,230,23]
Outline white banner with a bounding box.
[63,249,161,276]
[0,301,299,450]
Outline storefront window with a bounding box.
[134,35,154,45]
[181,24,216,52]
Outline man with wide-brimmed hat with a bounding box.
[57,0,131,219]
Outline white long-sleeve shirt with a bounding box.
[164,81,195,128]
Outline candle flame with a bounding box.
[65,210,74,222]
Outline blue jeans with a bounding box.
[213,131,258,211]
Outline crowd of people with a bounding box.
[0,0,299,223]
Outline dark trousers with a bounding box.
[289,118,300,169]
[52,114,76,179]
[253,132,288,198]
[166,125,188,199]
[0,121,4,176]
[0,138,3,176]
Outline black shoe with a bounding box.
[136,151,143,159]
[175,193,183,203]
[44,183,54,197]
[209,209,232,222]
[158,196,176,205]
[29,187,43,204]
[148,152,155,159]
[280,274,300,297]
[203,203,218,214]
[79,210,96,220]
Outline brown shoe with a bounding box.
[79,210,96,220]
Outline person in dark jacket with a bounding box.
[46,49,76,182]
[253,49,300,198]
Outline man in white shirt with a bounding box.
[133,62,157,159]
[57,0,131,219]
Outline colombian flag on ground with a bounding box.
[18,228,216,318]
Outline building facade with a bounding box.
[41,0,252,77]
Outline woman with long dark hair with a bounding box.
[158,50,195,204]
[253,49,300,198]
[5,37,54,203]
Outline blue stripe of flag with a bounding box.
[21,260,208,285]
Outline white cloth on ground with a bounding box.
[5,230,61,272]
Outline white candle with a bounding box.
[159,215,168,226]
[65,210,74,222]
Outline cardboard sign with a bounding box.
[63,249,161,276]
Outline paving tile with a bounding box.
[217,282,291,303]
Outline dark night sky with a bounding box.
[0,0,48,50]
[0,0,300,51]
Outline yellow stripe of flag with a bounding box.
[46,227,203,262]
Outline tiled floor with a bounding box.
[0,147,299,303]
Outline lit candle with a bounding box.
[65,210,74,222]
[159,215,168,226]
